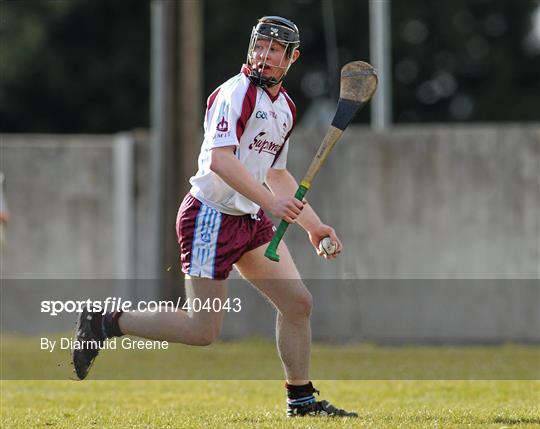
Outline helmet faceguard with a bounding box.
[246,16,300,88]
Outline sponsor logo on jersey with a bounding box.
[215,102,229,133]
[216,117,228,132]
[255,110,278,120]
[249,131,282,155]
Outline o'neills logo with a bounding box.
[248,132,282,155]
[216,116,228,132]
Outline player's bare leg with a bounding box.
[235,241,311,384]
[235,240,357,417]
[119,276,228,345]
[72,276,227,380]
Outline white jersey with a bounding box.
[190,65,297,215]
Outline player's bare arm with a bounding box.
[265,167,342,258]
[209,146,304,223]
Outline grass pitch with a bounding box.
[1,336,539,428]
[2,380,539,428]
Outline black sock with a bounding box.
[286,382,319,407]
[102,311,124,338]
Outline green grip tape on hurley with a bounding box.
[264,184,309,262]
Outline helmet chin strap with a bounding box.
[250,65,286,88]
[249,61,294,88]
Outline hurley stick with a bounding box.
[265,61,378,262]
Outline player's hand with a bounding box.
[308,224,342,259]
[268,196,304,223]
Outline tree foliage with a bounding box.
[0,0,538,132]
[0,0,149,132]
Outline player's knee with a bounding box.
[194,325,221,346]
[287,291,313,319]
[196,336,214,346]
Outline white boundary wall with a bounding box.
[1,124,538,341]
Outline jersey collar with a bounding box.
[241,64,251,76]
[240,64,285,103]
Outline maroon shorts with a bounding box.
[176,193,276,280]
